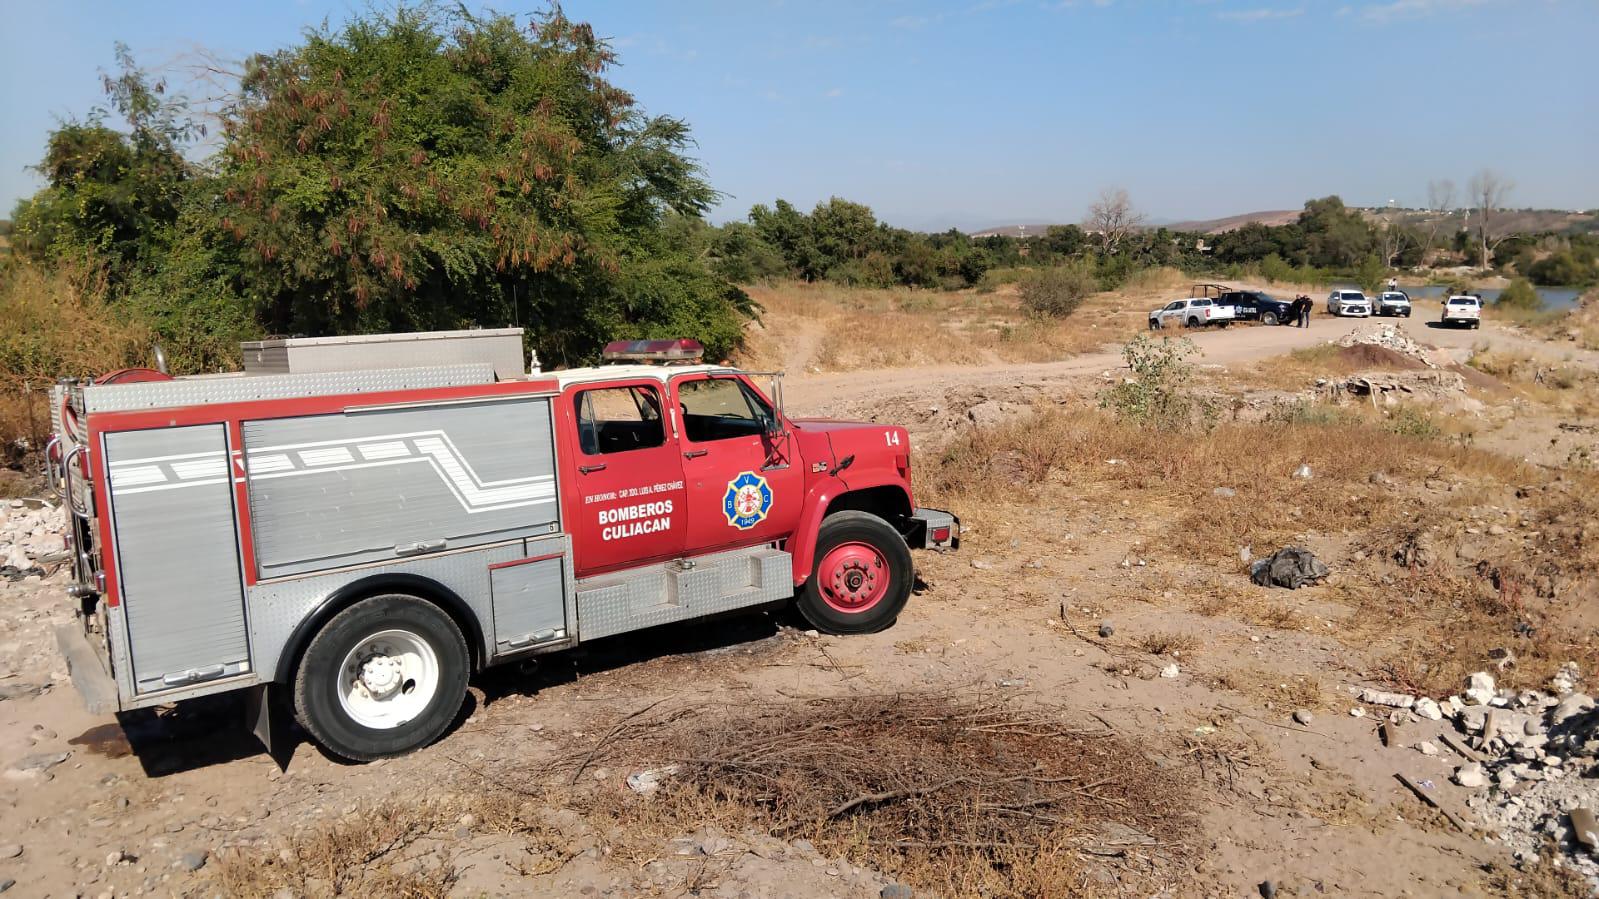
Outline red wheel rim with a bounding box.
[818,541,889,613]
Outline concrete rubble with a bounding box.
[1353,666,1599,889]
[0,500,69,582]
[1332,323,1443,368]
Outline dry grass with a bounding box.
[917,398,1599,705]
[208,799,464,898]
[0,262,151,463]
[1134,631,1199,656]
[734,275,1164,373]
[552,691,1196,898]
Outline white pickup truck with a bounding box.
[1441,294,1482,329]
[1148,297,1236,330]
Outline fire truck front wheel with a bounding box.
[292,595,470,761]
[797,511,913,635]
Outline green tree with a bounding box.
[750,199,822,281]
[1298,196,1377,268]
[215,6,748,364]
[809,197,879,264]
[11,44,201,280]
[1495,278,1541,310]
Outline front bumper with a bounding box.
[906,508,960,551]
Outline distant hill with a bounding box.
[1165,210,1299,234]
[967,223,1059,238]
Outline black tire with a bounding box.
[1148,318,1161,331]
[1186,316,1201,329]
[1262,312,1279,326]
[796,511,913,636]
[293,594,470,761]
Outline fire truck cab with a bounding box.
[47,330,957,760]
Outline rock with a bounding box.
[0,845,19,859]
[10,751,69,774]
[177,850,208,872]
[1455,763,1488,788]
[1459,705,1490,733]
[1489,647,1517,672]
[1465,672,1496,705]
[1359,688,1415,709]
[1488,524,1508,536]
[1293,709,1314,726]
[1098,622,1115,639]
[1249,547,1330,590]
[1552,693,1594,725]
[970,560,992,570]
[1212,487,1237,498]
[1159,663,1180,679]
[1239,545,1252,564]
[1550,662,1582,695]
[1294,464,1313,479]
[0,683,45,702]
[1417,741,1439,756]
[106,850,128,866]
[882,886,914,899]
[0,878,12,893]
[1413,698,1443,720]
[1349,707,1366,718]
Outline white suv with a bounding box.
[1442,295,1482,329]
[1326,290,1372,317]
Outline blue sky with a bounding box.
[2,0,1595,230]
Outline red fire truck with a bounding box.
[47,330,957,760]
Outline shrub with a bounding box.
[1259,253,1294,284]
[1099,334,1212,430]
[1496,278,1541,310]
[1019,262,1097,319]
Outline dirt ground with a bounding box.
[3,305,1598,898]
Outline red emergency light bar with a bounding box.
[600,338,705,364]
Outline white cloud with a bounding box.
[1216,6,1306,22]
[1359,0,1493,23]
[824,87,844,98]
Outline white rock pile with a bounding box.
[0,500,68,579]
[1332,323,1443,368]
[1356,663,1599,884]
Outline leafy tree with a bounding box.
[1298,196,1377,268]
[750,199,822,281]
[1020,261,1096,318]
[1529,249,1596,286]
[1355,254,1387,294]
[215,6,748,363]
[809,197,879,263]
[1495,278,1540,310]
[11,44,201,280]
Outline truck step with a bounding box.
[575,545,792,641]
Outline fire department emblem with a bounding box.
[723,471,773,530]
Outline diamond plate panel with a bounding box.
[81,364,496,414]
[575,545,793,641]
[245,541,523,678]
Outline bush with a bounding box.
[1496,279,1541,310]
[1099,334,1212,430]
[1259,253,1294,284]
[1019,262,1097,319]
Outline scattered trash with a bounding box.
[1159,663,1180,679]
[1349,707,1366,718]
[625,764,681,795]
[1250,547,1330,589]
[1212,487,1236,498]
[1293,464,1313,479]
[1292,709,1314,726]
[1098,622,1115,639]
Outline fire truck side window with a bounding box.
[575,386,665,456]
[679,378,773,443]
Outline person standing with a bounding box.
[1296,295,1311,328]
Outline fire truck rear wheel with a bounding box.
[292,594,470,761]
[797,511,913,635]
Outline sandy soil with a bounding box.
[0,313,1592,898]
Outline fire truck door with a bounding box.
[568,382,686,577]
[104,424,251,693]
[671,375,802,555]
